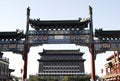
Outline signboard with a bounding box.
[28,29,90,45]
[0,44,24,52]
[28,34,90,45]
[94,43,120,52]
[9,44,17,48]
[27,28,91,46]
[102,44,110,48]
[55,35,64,39]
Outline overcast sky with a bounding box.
[0,0,120,78]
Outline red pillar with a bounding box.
[91,44,96,81]
[89,6,95,81]
[23,7,30,81]
[23,44,28,81]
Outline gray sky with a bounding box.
[0,0,120,78]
